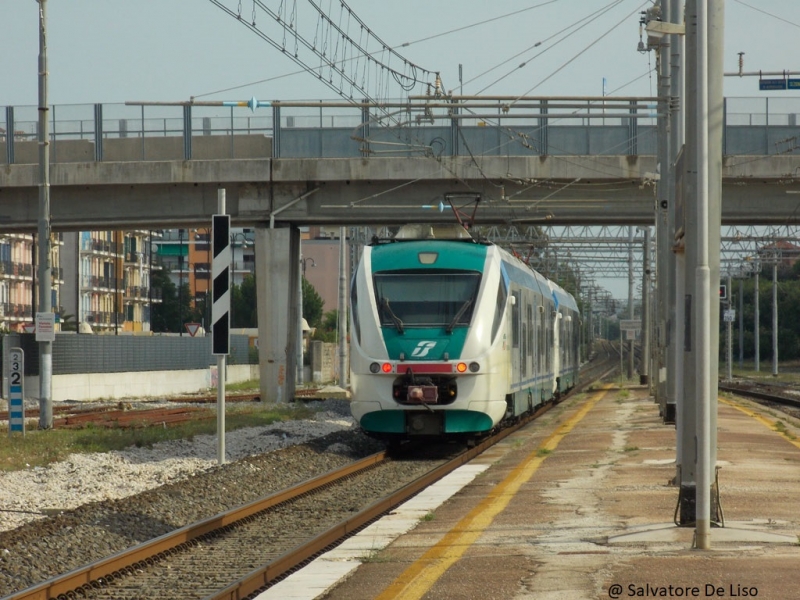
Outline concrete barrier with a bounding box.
[18,364,259,403]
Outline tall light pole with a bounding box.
[627,226,634,379]
[772,260,778,378]
[298,256,315,385]
[338,227,348,387]
[37,0,53,429]
[754,263,760,371]
[178,229,184,335]
[640,227,651,386]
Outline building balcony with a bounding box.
[84,311,126,325]
[82,276,121,291]
[124,286,163,302]
[0,303,33,320]
[80,240,122,256]
[0,261,33,279]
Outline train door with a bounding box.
[539,303,547,400]
[526,303,534,381]
[560,314,569,389]
[511,290,521,384]
[552,310,561,394]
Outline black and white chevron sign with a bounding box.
[212,214,231,355]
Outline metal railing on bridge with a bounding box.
[1,96,798,164]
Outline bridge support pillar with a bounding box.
[255,225,300,403]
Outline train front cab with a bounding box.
[349,240,509,440]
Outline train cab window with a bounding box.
[491,280,507,342]
[350,275,360,344]
[373,270,481,330]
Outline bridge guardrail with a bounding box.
[2,97,799,164]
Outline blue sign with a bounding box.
[788,79,800,90]
[759,78,787,91]
[8,348,24,435]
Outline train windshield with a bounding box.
[374,270,481,330]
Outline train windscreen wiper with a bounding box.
[380,297,404,334]
[445,298,472,334]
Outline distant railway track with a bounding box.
[719,380,800,415]
[0,390,334,430]
[6,351,616,600]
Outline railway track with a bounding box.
[5,351,617,600]
[0,390,328,430]
[719,379,800,416]
[0,394,260,430]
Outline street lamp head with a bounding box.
[301,257,316,276]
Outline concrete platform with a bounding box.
[260,384,800,599]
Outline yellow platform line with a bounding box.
[720,396,800,450]
[376,385,612,600]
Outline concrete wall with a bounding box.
[302,238,349,313]
[2,135,271,164]
[310,341,339,384]
[18,363,258,403]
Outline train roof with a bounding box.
[496,246,579,313]
[366,223,578,314]
[370,223,489,245]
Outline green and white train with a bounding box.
[349,225,580,442]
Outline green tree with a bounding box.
[151,269,177,332]
[312,309,349,343]
[58,310,77,332]
[232,274,258,328]
[302,277,324,328]
[723,267,800,363]
[151,270,197,332]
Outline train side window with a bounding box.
[511,291,520,348]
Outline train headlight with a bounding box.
[369,362,381,373]
[381,362,393,373]
[469,362,480,373]
[456,362,468,373]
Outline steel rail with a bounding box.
[210,353,618,600]
[6,352,617,600]
[4,452,387,600]
[718,382,800,410]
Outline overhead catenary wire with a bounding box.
[469,0,627,94]
[195,1,565,100]
[510,0,652,104]
[732,0,800,30]
[203,1,664,212]
[196,1,636,102]
[207,0,437,109]
[398,0,564,48]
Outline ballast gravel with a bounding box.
[0,399,385,596]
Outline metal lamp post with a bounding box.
[178,229,184,336]
[298,256,316,384]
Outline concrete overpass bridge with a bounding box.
[2,97,800,231]
[2,97,800,403]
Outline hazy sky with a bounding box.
[2,1,798,298]
[2,0,800,106]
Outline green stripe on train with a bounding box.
[382,327,469,360]
[371,240,487,272]
[360,410,494,434]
